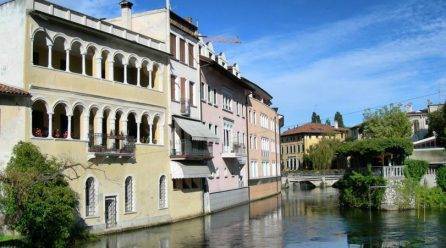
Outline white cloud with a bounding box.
[222,0,446,126]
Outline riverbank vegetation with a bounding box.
[0,142,88,247]
[335,167,386,209]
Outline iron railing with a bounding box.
[171,139,213,160]
[88,133,136,157]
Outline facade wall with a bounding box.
[249,180,281,201]
[247,97,280,179]
[206,187,249,213]
[0,96,28,170]
[201,66,249,193]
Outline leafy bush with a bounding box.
[403,159,428,182]
[396,179,446,209]
[0,142,86,247]
[437,166,446,192]
[336,169,386,209]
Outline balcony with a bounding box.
[171,139,213,160]
[222,142,247,162]
[180,98,191,116]
[88,133,136,158]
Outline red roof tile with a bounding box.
[282,123,347,136]
[0,83,30,96]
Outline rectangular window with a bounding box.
[180,38,186,63]
[200,82,206,101]
[189,81,195,106]
[170,75,176,101]
[213,89,217,105]
[170,33,176,59]
[208,87,212,103]
[188,43,194,67]
[180,77,186,101]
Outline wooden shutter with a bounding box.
[188,43,194,67]
[171,75,176,101]
[180,77,186,100]
[180,39,186,63]
[170,34,176,58]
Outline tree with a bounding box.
[325,118,331,126]
[311,112,321,124]
[0,142,86,247]
[306,138,341,170]
[334,111,345,128]
[428,104,446,146]
[362,105,412,139]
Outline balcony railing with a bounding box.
[222,142,247,158]
[180,98,191,116]
[88,133,136,157]
[371,166,404,179]
[171,139,213,160]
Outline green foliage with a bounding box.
[336,169,386,209]
[325,118,331,126]
[306,138,341,170]
[334,111,345,128]
[336,137,413,167]
[437,166,446,192]
[311,112,321,124]
[362,105,412,139]
[0,142,85,247]
[396,179,446,209]
[403,159,428,182]
[428,104,446,146]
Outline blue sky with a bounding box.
[19,0,446,127]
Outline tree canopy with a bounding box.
[325,118,331,126]
[305,138,341,170]
[0,142,86,247]
[311,112,321,124]
[362,105,412,139]
[334,111,345,128]
[428,104,446,146]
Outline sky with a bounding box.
[12,0,446,128]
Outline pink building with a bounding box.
[200,54,252,213]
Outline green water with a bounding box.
[85,186,446,247]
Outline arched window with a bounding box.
[70,41,83,74]
[152,115,160,144]
[32,31,48,67]
[32,100,49,137]
[71,105,84,140]
[113,53,125,83]
[159,175,167,209]
[52,36,66,71]
[85,177,96,216]
[140,61,150,88]
[127,112,137,142]
[413,120,420,133]
[140,114,150,143]
[125,176,133,212]
[85,45,97,77]
[127,57,138,85]
[53,103,68,139]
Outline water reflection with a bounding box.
[86,187,446,248]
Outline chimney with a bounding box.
[120,0,133,30]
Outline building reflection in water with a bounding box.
[86,186,446,247]
[86,195,283,248]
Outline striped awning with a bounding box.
[170,161,212,179]
[174,117,219,143]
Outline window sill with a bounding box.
[171,58,196,70]
[172,100,180,103]
[158,207,168,210]
[213,104,218,108]
[222,108,233,114]
[124,211,137,215]
[85,215,100,220]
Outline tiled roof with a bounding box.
[0,83,30,96]
[282,123,347,136]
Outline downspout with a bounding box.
[245,93,251,202]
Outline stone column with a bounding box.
[136,66,141,87]
[67,115,72,139]
[136,121,141,144]
[81,53,86,75]
[82,114,90,142]
[148,69,152,89]
[108,60,114,81]
[94,115,103,146]
[148,123,153,144]
[96,57,102,79]
[48,113,53,138]
[65,49,70,72]
[47,45,53,69]
[123,64,128,84]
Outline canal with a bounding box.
[86,187,446,247]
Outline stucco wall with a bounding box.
[0,0,26,89]
[0,96,28,170]
[205,187,249,213]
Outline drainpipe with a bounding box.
[245,93,251,202]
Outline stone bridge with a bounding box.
[286,171,344,187]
